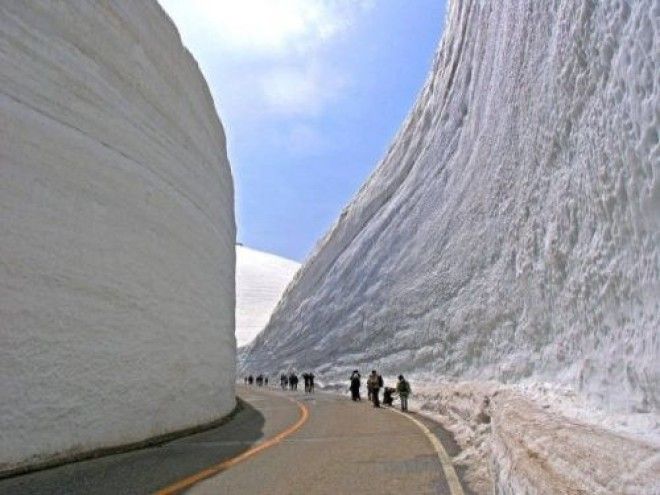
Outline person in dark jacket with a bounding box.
[349,370,361,401]
[383,387,396,406]
[396,375,411,412]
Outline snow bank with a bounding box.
[0,1,235,473]
[490,389,658,494]
[236,245,300,346]
[410,381,659,494]
[242,0,658,491]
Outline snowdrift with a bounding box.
[236,245,300,346]
[0,1,235,473]
[242,0,658,416]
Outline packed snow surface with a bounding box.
[0,1,235,473]
[242,0,659,491]
[236,246,300,347]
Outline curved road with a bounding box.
[0,386,466,495]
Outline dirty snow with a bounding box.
[410,380,659,494]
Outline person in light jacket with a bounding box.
[367,370,383,408]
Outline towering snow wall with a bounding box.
[0,1,235,472]
[242,0,659,414]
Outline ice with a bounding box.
[242,0,659,491]
[0,1,235,473]
[236,245,300,347]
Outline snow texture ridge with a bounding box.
[0,1,235,472]
[242,0,658,419]
[388,379,659,495]
[236,245,300,347]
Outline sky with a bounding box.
[158,0,446,261]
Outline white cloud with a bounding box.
[159,0,372,147]
[160,0,373,55]
[260,66,348,116]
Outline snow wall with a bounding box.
[0,1,235,472]
[236,246,300,347]
[242,0,659,415]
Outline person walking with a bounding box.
[302,373,310,393]
[248,375,254,385]
[396,375,411,412]
[367,376,372,402]
[280,374,288,390]
[308,373,315,393]
[289,373,298,391]
[366,371,373,402]
[349,370,361,401]
[367,370,383,408]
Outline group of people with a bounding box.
[279,372,314,393]
[280,372,297,390]
[244,374,269,386]
[302,372,315,393]
[350,370,411,411]
[244,371,315,394]
[244,368,411,411]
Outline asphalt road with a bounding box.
[0,386,466,495]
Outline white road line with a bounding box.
[388,407,465,495]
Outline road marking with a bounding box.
[153,394,309,495]
[387,408,465,495]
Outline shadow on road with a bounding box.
[405,411,477,495]
[0,399,266,495]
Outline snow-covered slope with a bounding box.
[242,0,658,417]
[236,246,300,347]
[0,1,235,473]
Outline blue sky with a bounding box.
[159,1,446,261]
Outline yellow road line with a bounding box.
[153,394,309,495]
[388,407,465,495]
